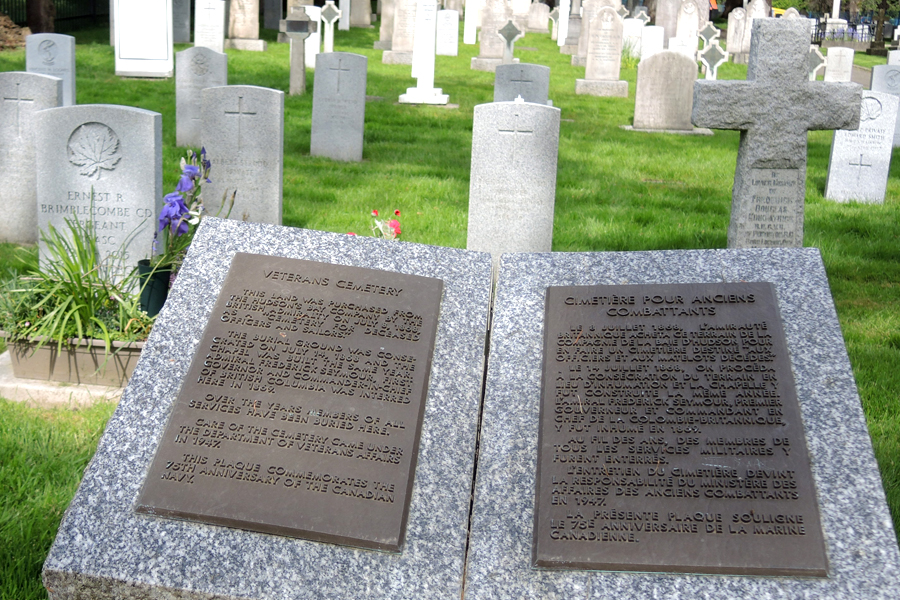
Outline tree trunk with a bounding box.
[871,1,888,49]
[26,0,55,34]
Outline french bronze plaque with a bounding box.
[533,282,828,576]
[136,253,444,552]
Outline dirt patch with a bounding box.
[0,12,30,51]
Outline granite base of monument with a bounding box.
[399,88,450,104]
[225,39,268,51]
[575,79,628,97]
[471,57,519,72]
[42,219,493,600]
[383,50,414,64]
[464,248,900,599]
[620,124,713,135]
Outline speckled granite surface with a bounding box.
[42,219,493,600]
[465,248,900,600]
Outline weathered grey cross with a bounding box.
[633,7,650,26]
[280,8,317,95]
[699,42,727,80]
[3,83,34,138]
[329,57,351,94]
[699,22,720,49]
[616,5,628,19]
[692,19,860,248]
[224,96,257,149]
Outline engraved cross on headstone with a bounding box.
[499,104,534,142]
[692,19,861,248]
[329,56,351,94]
[224,95,257,149]
[849,154,873,181]
[498,20,524,65]
[3,83,35,138]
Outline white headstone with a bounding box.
[304,5,322,69]
[668,36,696,59]
[114,0,174,77]
[383,0,417,64]
[339,0,351,30]
[825,91,899,204]
[640,25,664,61]
[436,10,460,56]
[726,7,746,56]
[350,0,373,28]
[869,64,900,147]
[576,8,628,97]
[25,33,76,106]
[556,0,570,47]
[195,0,226,54]
[633,50,696,131]
[201,85,285,224]
[176,47,228,148]
[526,2,550,33]
[824,47,854,83]
[622,17,643,59]
[888,50,900,66]
[742,0,769,55]
[400,0,449,104]
[675,0,700,43]
[464,0,481,44]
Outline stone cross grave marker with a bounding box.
[499,19,525,64]
[436,10,460,57]
[321,1,340,53]
[173,0,191,43]
[0,72,62,244]
[633,5,650,26]
[549,7,559,40]
[699,39,727,79]
[400,0,449,104]
[201,85,284,224]
[825,47,854,82]
[825,91,898,204]
[467,99,561,272]
[25,33,76,106]
[868,64,900,146]
[303,5,322,70]
[311,52,367,162]
[809,46,826,80]
[494,63,551,104]
[616,4,628,19]
[195,0,226,53]
[699,21,720,49]
[176,47,228,148]
[280,8,317,95]
[692,19,861,249]
[35,105,161,278]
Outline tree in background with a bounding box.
[26,0,55,33]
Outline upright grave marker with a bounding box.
[25,33,76,105]
[640,25,664,60]
[576,8,628,97]
[0,72,62,244]
[321,1,341,53]
[824,47,854,82]
[727,7,746,61]
[674,0,700,44]
[383,0,416,64]
[655,0,680,46]
[560,15,580,54]
[202,85,284,224]
[464,0,480,44]
[549,7,560,40]
[741,0,768,55]
[870,64,900,146]
[350,0,373,28]
[556,0,570,47]
[809,46,826,80]
[572,0,604,67]
[467,99,561,271]
[339,0,351,30]
[825,91,898,203]
[499,19,525,65]
[173,0,191,43]
[622,17,643,58]
[176,47,228,148]
[375,0,394,48]
[464,247,900,599]
[494,63,551,104]
[264,0,283,30]
[692,19,861,248]
[34,105,161,276]
[303,5,322,69]
[226,0,267,51]
[436,10,459,56]
[311,52,367,162]
[699,40,727,80]
[473,0,512,71]
[42,219,493,600]
[114,0,174,77]
[400,0,449,104]
[280,9,316,94]
[630,51,699,132]
[195,0,226,54]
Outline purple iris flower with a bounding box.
[176,165,200,193]
[159,192,190,236]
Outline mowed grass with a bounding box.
[1,21,899,598]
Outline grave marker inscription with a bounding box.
[26,33,76,104]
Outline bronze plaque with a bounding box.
[533,282,828,576]
[136,253,444,552]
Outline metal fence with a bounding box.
[1,0,110,29]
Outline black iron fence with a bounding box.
[1,0,110,30]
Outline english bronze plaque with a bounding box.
[533,282,828,576]
[136,253,444,552]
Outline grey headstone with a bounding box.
[311,52,367,162]
[383,0,416,64]
[633,51,697,131]
[201,86,284,224]
[870,64,900,146]
[693,19,861,248]
[726,7,746,56]
[576,8,628,97]
[494,63,551,104]
[574,0,605,63]
[264,0,283,29]
[825,47,854,82]
[526,2,550,32]
[466,100,561,271]
[226,0,267,50]
[0,72,62,244]
[195,0,226,54]
[375,0,394,48]
[465,247,900,599]
[339,0,350,30]
[656,0,680,45]
[173,0,191,43]
[436,10,460,56]
[113,0,174,77]
[825,91,898,203]
[176,47,228,148]
[351,0,373,27]
[34,105,161,277]
[41,218,493,600]
[25,33,76,106]
[562,14,581,51]
[474,0,513,70]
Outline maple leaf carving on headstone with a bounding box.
[67,122,122,180]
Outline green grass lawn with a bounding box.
[1,21,899,599]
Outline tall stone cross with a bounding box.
[280,8,317,95]
[498,20,524,65]
[692,19,861,249]
[321,1,340,53]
